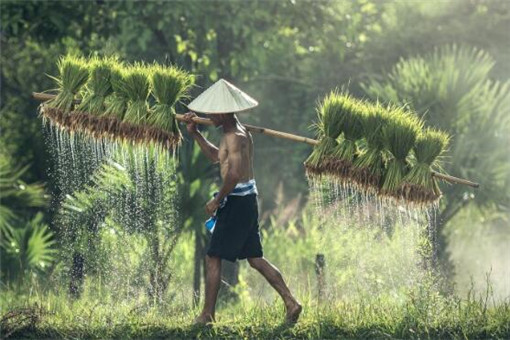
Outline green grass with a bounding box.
[2,283,509,339]
[2,205,508,339]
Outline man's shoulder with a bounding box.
[222,130,250,151]
[223,130,248,141]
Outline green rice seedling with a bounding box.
[381,105,424,200]
[328,95,365,180]
[76,56,118,115]
[122,62,151,125]
[104,62,129,120]
[402,127,450,205]
[147,62,194,143]
[45,54,89,112]
[304,90,346,176]
[351,102,390,192]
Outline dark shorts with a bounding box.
[206,194,263,263]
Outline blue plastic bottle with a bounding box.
[205,215,216,233]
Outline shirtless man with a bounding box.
[183,111,302,325]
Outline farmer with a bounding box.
[183,79,302,326]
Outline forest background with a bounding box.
[1,0,509,337]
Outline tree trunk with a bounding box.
[427,197,472,293]
[146,227,175,304]
[69,252,84,299]
[219,260,240,303]
[315,254,326,303]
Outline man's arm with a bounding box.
[183,112,219,163]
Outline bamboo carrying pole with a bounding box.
[32,92,479,188]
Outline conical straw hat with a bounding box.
[186,78,258,114]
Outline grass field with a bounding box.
[2,210,509,339]
[2,277,510,339]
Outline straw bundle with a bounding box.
[380,106,424,200]
[39,54,193,150]
[327,95,365,181]
[147,63,194,143]
[45,54,89,112]
[104,63,130,120]
[304,91,345,176]
[351,102,389,192]
[303,90,455,205]
[36,54,467,207]
[122,62,151,125]
[76,56,117,115]
[402,127,450,205]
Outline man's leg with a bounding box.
[194,255,222,324]
[247,257,302,323]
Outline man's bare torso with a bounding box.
[218,125,254,182]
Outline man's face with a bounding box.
[209,114,226,127]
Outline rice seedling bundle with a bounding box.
[122,62,151,125]
[327,95,365,180]
[104,63,130,120]
[76,56,117,115]
[45,54,89,112]
[381,106,424,200]
[36,64,479,201]
[351,102,390,192]
[39,54,193,150]
[402,127,450,205]
[304,91,346,176]
[147,63,194,145]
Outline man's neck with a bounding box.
[221,115,240,133]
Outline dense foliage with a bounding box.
[1,1,509,337]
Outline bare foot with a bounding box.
[285,300,302,325]
[193,313,214,326]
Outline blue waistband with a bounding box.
[229,179,258,196]
[213,179,257,210]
